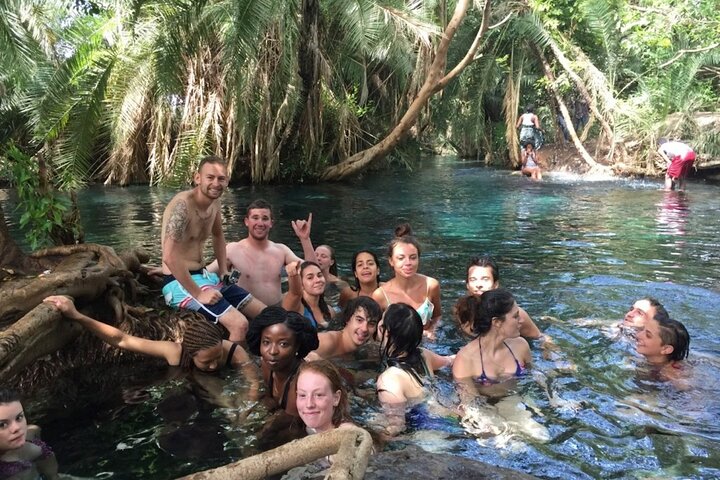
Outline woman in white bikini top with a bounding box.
[372,223,442,340]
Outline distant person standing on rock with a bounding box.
[516,105,542,150]
[658,138,696,191]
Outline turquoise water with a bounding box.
[4,157,720,479]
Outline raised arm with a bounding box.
[43,296,181,365]
[291,213,318,263]
[281,260,304,314]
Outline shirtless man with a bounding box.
[161,156,265,342]
[463,255,541,339]
[208,199,315,306]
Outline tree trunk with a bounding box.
[535,48,608,172]
[503,49,523,168]
[277,0,322,167]
[321,0,492,181]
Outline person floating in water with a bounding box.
[657,138,696,191]
[516,104,542,151]
[636,314,690,371]
[521,143,543,181]
[0,388,59,480]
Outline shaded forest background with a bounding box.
[1,0,719,250]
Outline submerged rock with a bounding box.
[364,445,539,480]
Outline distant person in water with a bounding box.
[462,256,541,339]
[308,297,381,360]
[372,223,442,340]
[160,156,266,342]
[516,104,542,150]
[0,388,59,480]
[207,199,316,306]
[636,314,690,377]
[521,143,542,181]
[658,138,696,191]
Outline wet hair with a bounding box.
[387,223,422,259]
[657,317,690,361]
[300,261,333,324]
[350,250,382,292]
[341,296,381,328]
[297,360,349,428]
[466,255,499,284]
[642,297,670,323]
[0,388,21,404]
[455,289,516,336]
[380,303,426,385]
[525,104,534,113]
[179,320,224,369]
[198,155,226,171]
[246,199,273,218]
[247,306,319,359]
[317,245,338,276]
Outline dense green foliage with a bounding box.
[0,0,718,245]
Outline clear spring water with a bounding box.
[4,157,720,479]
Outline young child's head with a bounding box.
[0,388,27,452]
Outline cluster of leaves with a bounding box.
[4,144,75,249]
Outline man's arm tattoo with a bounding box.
[166,200,189,242]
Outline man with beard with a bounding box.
[209,199,315,306]
[161,156,266,342]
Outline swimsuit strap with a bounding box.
[226,342,239,367]
[379,286,391,305]
[478,338,490,384]
[278,360,302,410]
[503,341,524,376]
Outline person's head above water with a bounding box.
[387,223,422,278]
[296,360,349,432]
[379,303,423,361]
[340,296,381,345]
[0,388,26,452]
[351,250,381,290]
[180,319,225,371]
[466,255,499,295]
[455,289,518,337]
[315,245,338,276]
[247,306,319,369]
[636,314,690,364]
[623,297,668,329]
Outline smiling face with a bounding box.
[636,317,672,361]
[466,265,498,295]
[194,162,228,201]
[623,299,657,329]
[192,342,224,372]
[244,208,273,241]
[0,401,27,451]
[354,252,379,287]
[260,323,299,372]
[344,307,376,346]
[302,264,326,296]
[314,246,334,273]
[296,370,340,432]
[389,243,419,279]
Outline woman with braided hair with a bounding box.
[43,296,254,373]
[246,306,319,417]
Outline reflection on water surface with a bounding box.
[5,158,720,479]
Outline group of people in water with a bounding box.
[4,155,694,477]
